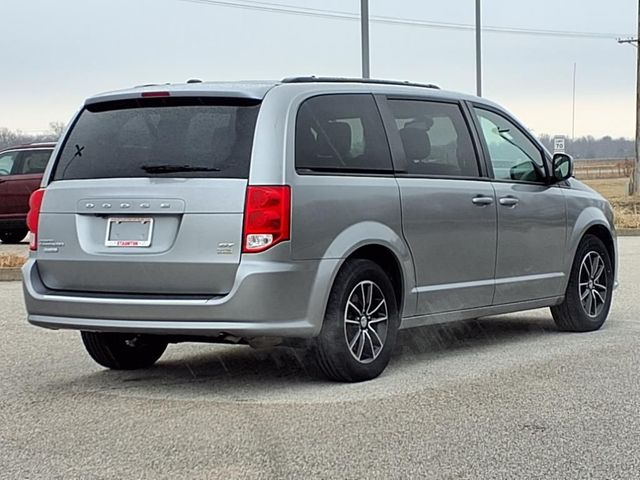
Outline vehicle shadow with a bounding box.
[393,314,557,360]
[69,313,559,393]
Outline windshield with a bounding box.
[52,97,260,180]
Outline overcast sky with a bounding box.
[1,0,637,138]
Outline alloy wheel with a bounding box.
[578,251,608,318]
[344,280,389,364]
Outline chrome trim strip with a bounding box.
[411,272,565,294]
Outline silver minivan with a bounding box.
[23,77,617,382]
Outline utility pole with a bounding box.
[572,62,577,140]
[618,0,640,195]
[361,0,370,79]
[636,1,640,196]
[475,0,482,96]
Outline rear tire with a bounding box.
[81,331,168,370]
[0,229,27,244]
[551,234,613,332]
[311,259,399,382]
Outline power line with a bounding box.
[618,37,639,47]
[179,0,632,40]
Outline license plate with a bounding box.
[105,217,154,247]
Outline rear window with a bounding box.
[53,97,260,180]
[295,94,392,174]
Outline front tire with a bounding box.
[0,229,27,244]
[551,234,613,332]
[311,259,399,382]
[81,332,168,370]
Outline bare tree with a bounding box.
[49,121,66,138]
[0,124,61,150]
[0,127,19,148]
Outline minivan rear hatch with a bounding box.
[36,95,260,295]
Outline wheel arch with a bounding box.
[345,244,405,315]
[318,221,416,319]
[582,224,616,279]
[566,211,616,285]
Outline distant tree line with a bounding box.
[0,122,65,151]
[0,124,635,160]
[538,134,634,160]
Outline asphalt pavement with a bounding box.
[1,238,639,479]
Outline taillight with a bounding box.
[242,186,291,253]
[27,188,45,251]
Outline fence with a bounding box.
[573,158,634,180]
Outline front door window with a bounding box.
[474,108,546,183]
[0,151,18,176]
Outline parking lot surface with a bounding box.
[1,238,639,479]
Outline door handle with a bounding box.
[499,196,519,207]
[472,196,494,206]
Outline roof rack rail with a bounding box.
[281,76,440,90]
[133,83,171,88]
[1,142,57,151]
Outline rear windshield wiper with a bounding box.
[140,164,220,173]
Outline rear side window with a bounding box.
[387,99,479,177]
[18,150,52,174]
[295,94,392,173]
[53,97,260,180]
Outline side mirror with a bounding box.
[552,153,573,182]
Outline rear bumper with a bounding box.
[22,256,340,338]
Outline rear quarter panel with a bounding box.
[253,85,417,317]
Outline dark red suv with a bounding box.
[0,143,55,244]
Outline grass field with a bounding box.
[581,177,640,229]
[0,254,26,268]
